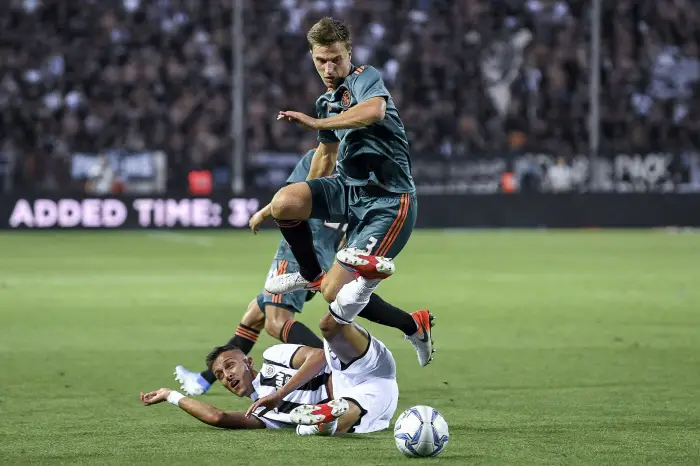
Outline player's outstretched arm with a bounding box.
[141,388,265,430]
[245,347,328,417]
[278,96,385,132]
[307,141,339,180]
[315,97,386,131]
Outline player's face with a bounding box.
[211,350,255,397]
[311,42,352,89]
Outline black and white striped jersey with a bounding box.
[251,344,331,428]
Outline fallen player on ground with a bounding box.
[141,320,397,435]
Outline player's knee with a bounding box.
[269,190,292,219]
[270,184,312,220]
[241,299,265,332]
[321,264,356,303]
[320,280,340,303]
[264,307,294,341]
[319,313,340,339]
[264,318,286,341]
[334,401,363,435]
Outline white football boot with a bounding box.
[265,271,325,295]
[335,248,395,279]
[290,398,350,425]
[174,365,212,396]
[296,419,338,436]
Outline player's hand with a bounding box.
[278,111,319,130]
[245,392,282,418]
[140,388,171,406]
[249,209,266,234]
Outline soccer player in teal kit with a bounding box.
[265,17,434,365]
[175,149,435,397]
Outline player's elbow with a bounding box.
[307,348,325,362]
[371,100,386,121]
[206,410,227,427]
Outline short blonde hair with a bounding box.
[307,17,352,51]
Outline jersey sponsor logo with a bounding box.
[341,90,351,109]
[275,372,292,390]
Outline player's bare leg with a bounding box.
[319,262,357,302]
[292,318,369,432]
[264,304,323,348]
[270,182,313,220]
[324,261,435,366]
[326,268,384,329]
[320,313,370,357]
[266,183,326,293]
[265,249,357,295]
[263,306,295,341]
[333,401,364,434]
[240,300,266,331]
[269,249,435,366]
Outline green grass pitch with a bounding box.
[1,230,699,465]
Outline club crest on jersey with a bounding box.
[341,90,351,109]
[262,365,276,378]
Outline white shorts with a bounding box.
[325,333,397,383]
[333,376,398,434]
[329,336,399,434]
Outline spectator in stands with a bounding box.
[547,156,573,193]
[0,0,698,191]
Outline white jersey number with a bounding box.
[323,221,348,232]
[365,236,378,254]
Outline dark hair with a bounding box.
[307,17,352,51]
[205,344,242,372]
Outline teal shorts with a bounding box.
[257,259,316,313]
[306,176,417,258]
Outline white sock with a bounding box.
[330,277,381,324]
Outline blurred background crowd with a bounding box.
[1,0,699,192]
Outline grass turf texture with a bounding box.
[0,230,699,465]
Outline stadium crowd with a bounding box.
[1,0,699,191]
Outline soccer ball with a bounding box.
[393,405,449,457]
